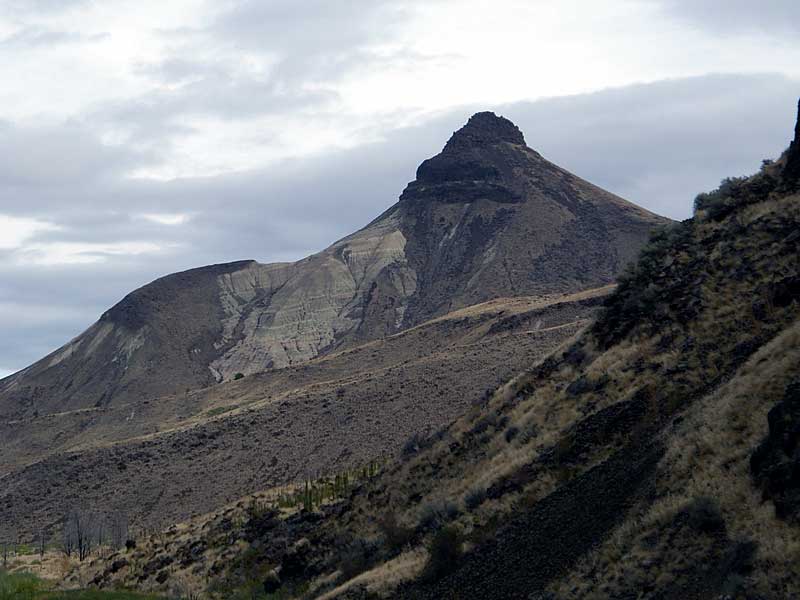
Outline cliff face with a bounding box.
[0,112,667,419]
[782,98,800,186]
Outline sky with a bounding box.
[0,0,798,376]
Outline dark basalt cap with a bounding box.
[442,111,525,153]
[399,111,527,204]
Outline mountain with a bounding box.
[0,112,666,421]
[81,101,800,599]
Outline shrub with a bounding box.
[517,423,539,445]
[421,525,463,582]
[504,426,519,443]
[463,487,487,511]
[338,538,374,580]
[469,412,499,436]
[693,172,778,221]
[233,372,245,380]
[683,496,725,533]
[377,512,414,553]
[591,220,693,347]
[418,500,460,531]
[401,433,423,458]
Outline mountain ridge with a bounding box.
[0,112,668,420]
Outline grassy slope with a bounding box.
[87,123,800,598]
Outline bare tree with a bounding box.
[2,541,8,568]
[109,512,129,550]
[61,519,75,558]
[38,529,47,559]
[63,509,95,561]
[96,517,105,551]
[77,511,93,561]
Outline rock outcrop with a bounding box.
[751,380,800,522]
[782,98,800,186]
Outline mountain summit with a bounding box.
[0,113,669,419]
[443,111,526,149]
[402,112,527,204]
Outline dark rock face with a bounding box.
[400,179,522,204]
[401,112,526,205]
[396,112,667,326]
[443,111,526,150]
[783,98,800,185]
[751,380,800,522]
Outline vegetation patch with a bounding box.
[0,570,161,600]
[205,405,237,417]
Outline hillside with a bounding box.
[0,112,666,421]
[81,101,800,599]
[1,286,612,540]
[1,112,666,543]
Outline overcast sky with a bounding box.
[1,0,798,376]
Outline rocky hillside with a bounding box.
[1,286,612,540]
[0,112,666,421]
[83,101,800,599]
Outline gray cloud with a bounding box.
[659,0,800,35]
[210,0,413,58]
[0,0,92,16]
[0,121,154,189]
[113,63,340,125]
[0,27,107,49]
[2,73,798,375]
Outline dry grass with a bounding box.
[316,547,427,600]
[549,317,800,598]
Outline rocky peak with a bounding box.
[783,97,800,185]
[400,112,529,204]
[442,111,525,153]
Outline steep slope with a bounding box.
[83,101,800,599]
[0,112,666,420]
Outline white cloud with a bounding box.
[16,241,169,265]
[140,213,190,225]
[0,214,60,249]
[1,0,798,180]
